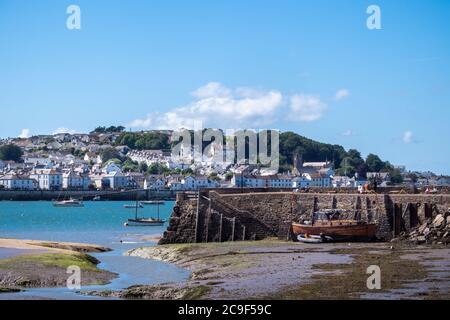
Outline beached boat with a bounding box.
[140,200,165,205]
[292,210,377,242]
[297,234,333,244]
[53,198,84,207]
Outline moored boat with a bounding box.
[123,192,165,227]
[124,204,144,209]
[53,198,84,207]
[124,218,165,227]
[140,200,165,205]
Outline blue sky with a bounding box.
[0,0,449,174]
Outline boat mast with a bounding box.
[157,202,160,220]
[135,190,138,220]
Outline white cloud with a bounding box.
[191,82,231,99]
[342,129,355,136]
[403,130,413,143]
[335,89,350,100]
[288,94,327,122]
[53,127,76,135]
[130,82,284,130]
[129,83,345,130]
[18,129,30,138]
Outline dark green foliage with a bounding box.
[92,126,125,134]
[0,144,23,162]
[279,132,347,169]
[115,132,171,150]
[101,148,122,163]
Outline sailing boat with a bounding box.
[124,192,165,227]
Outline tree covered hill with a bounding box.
[112,130,398,179]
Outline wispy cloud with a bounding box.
[403,130,414,143]
[334,89,350,101]
[18,129,30,138]
[342,129,355,137]
[53,127,76,135]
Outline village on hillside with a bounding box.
[0,129,449,192]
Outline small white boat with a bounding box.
[93,195,102,201]
[297,234,334,244]
[53,198,84,207]
[124,204,144,209]
[140,200,165,205]
[124,218,165,227]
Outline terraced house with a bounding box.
[0,173,37,190]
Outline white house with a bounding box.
[293,173,331,188]
[430,176,450,187]
[0,174,37,190]
[367,172,390,183]
[266,174,293,188]
[147,175,166,190]
[102,162,122,175]
[30,169,63,190]
[63,170,92,190]
[232,174,266,188]
[102,171,135,190]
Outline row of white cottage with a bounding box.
[231,172,333,188]
[0,169,137,191]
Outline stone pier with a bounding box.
[160,189,450,244]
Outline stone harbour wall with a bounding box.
[159,189,450,244]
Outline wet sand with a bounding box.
[118,239,450,300]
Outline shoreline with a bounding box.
[0,190,176,202]
[101,239,450,300]
[0,238,117,293]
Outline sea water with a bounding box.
[0,201,189,299]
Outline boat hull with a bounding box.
[125,219,165,227]
[53,204,84,207]
[140,201,165,205]
[292,222,377,241]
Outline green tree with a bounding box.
[0,144,23,162]
[366,154,385,172]
[147,163,168,175]
[101,148,121,163]
[139,162,148,173]
[122,159,139,172]
[389,169,404,184]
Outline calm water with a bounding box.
[0,201,189,300]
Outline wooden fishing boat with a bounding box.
[292,210,377,242]
[292,221,377,241]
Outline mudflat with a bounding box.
[113,239,450,300]
[0,238,117,292]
